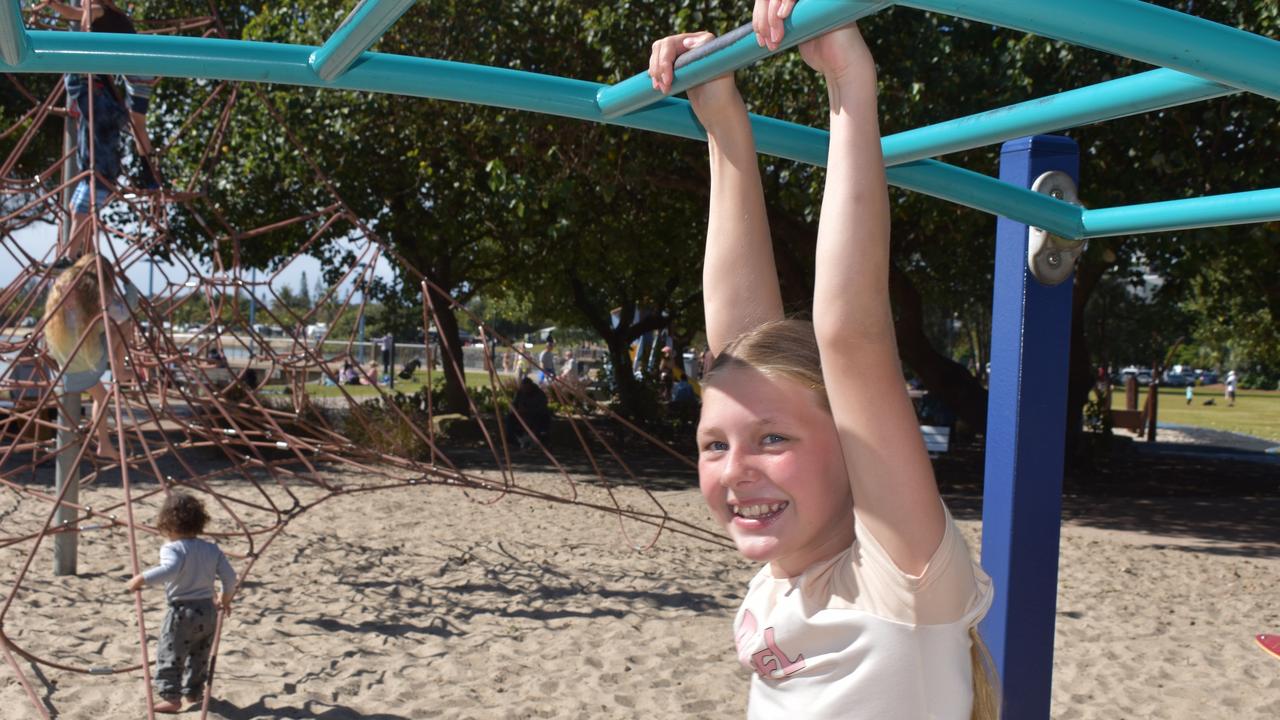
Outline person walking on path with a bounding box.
[538,336,557,385]
[379,333,395,387]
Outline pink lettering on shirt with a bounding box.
[749,627,806,679]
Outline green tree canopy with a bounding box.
[8,0,1275,428]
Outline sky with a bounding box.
[2,220,398,303]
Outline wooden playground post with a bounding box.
[1145,379,1159,442]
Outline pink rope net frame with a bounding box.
[0,6,724,719]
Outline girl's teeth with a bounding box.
[736,502,786,518]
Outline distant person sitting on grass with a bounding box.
[558,349,576,380]
[555,349,582,391]
[126,492,236,714]
[399,357,421,380]
[340,360,360,386]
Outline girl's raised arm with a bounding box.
[650,33,783,355]
[804,26,946,575]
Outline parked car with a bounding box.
[1162,370,1193,387]
[1119,366,1154,386]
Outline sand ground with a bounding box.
[1,463,1277,719]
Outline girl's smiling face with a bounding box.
[697,364,854,577]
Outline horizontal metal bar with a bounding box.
[594,0,891,120]
[309,0,417,82]
[890,159,1083,239]
[901,0,1280,101]
[0,0,31,65]
[883,68,1236,166]
[0,30,1091,236]
[1081,188,1280,238]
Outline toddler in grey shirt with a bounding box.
[127,492,236,713]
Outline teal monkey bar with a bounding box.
[309,0,417,82]
[0,0,28,64]
[595,0,893,119]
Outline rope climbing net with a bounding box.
[0,6,725,719]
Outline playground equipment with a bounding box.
[1109,374,1159,439]
[3,1,1279,718]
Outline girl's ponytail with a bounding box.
[969,628,1001,720]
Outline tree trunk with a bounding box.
[888,263,990,434]
[1064,257,1109,462]
[604,331,647,417]
[394,240,471,415]
[567,276,672,422]
[424,281,471,415]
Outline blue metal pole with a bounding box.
[0,0,30,65]
[1081,187,1280,238]
[882,68,1235,166]
[595,0,891,119]
[901,0,1280,101]
[1,31,1083,236]
[309,0,417,82]
[980,135,1078,719]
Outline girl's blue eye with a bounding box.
[704,440,729,453]
[763,434,786,445]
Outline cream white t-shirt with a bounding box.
[733,505,992,719]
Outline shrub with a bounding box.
[342,393,433,461]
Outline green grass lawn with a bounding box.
[301,370,506,399]
[302,376,1280,443]
[1111,385,1280,443]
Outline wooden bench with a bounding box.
[1110,409,1146,432]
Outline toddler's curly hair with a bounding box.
[155,492,209,537]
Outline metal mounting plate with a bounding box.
[1027,171,1085,286]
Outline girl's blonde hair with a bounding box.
[703,318,1001,720]
[703,319,828,409]
[43,254,112,372]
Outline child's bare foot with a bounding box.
[153,698,182,713]
[94,441,121,461]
